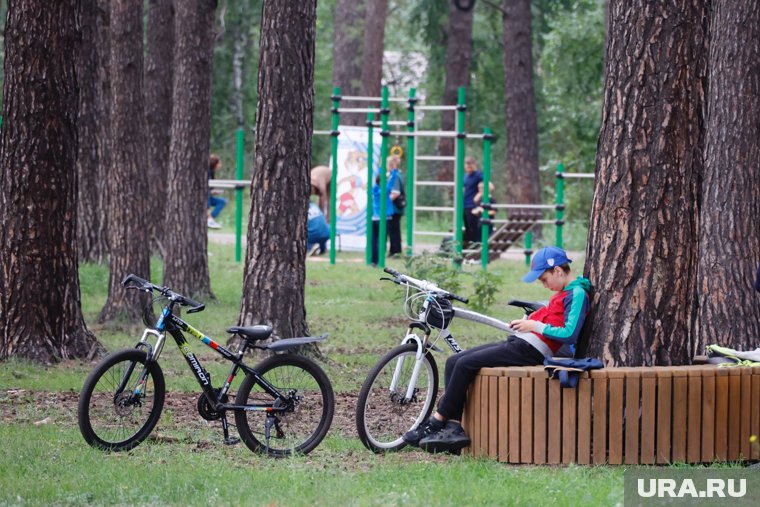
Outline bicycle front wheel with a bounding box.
[78,348,165,452]
[234,354,334,457]
[356,342,439,453]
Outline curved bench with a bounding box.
[462,365,760,464]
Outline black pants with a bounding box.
[388,213,402,255]
[436,336,545,421]
[463,207,480,243]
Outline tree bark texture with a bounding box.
[332,0,365,125]
[76,0,109,263]
[237,0,316,350]
[99,0,153,323]
[436,1,473,183]
[696,0,760,351]
[585,0,708,366]
[502,0,540,209]
[145,0,175,253]
[162,0,216,299]
[0,0,100,362]
[360,0,389,100]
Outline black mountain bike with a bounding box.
[78,274,334,457]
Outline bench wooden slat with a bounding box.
[521,376,533,463]
[740,368,752,460]
[728,369,742,461]
[508,377,521,463]
[714,369,729,461]
[608,377,624,464]
[470,376,482,457]
[548,379,562,464]
[656,372,672,464]
[625,374,641,464]
[592,374,608,464]
[498,376,509,462]
[480,376,490,457]
[562,387,577,464]
[577,377,592,464]
[688,369,703,463]
[700,369,715,462]
[533,374,547,464]
[640,375,656,464]
[671,374,688,462]
[488,376,498,458]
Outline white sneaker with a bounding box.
[207,218,222,229]
[307,244,320,257]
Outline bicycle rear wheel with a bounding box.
[78,348,165,451]
[356,342,439,453]
[234,354,334,457]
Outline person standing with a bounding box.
[462,156,483,243]
[387,155,405,256]
[307,202,330,256]
[370,174,394,265]
[207,154,226,229]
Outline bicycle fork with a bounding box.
[390,336,427,403]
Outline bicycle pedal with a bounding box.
[223,436,241,446]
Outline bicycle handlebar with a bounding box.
[383,267,469,304]
[121,274,206,313]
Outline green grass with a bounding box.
[0,243,634,506]
[0,425,625,506]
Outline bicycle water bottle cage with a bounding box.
[226,325,273,343]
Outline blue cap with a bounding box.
[522,246,571,283]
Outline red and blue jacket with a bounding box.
[528,276,591,354]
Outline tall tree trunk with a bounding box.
[231,3,252,129]
[0,0,101,362]
[76,0,108,264]
[696,0,760,351]
[332,0,365,125]
[360,0,389,100]
[503,0,540,211]
[145,0,175,255]
[95,0,112,250]
[236,0,317,355]
[436,1,474,183]
[162,0,216,299]
[585,0,707,366]
[99,0,152,323]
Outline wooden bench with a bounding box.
[462,365,760,464]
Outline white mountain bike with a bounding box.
[355,267,543,453]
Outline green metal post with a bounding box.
[556,163,565,249]
[525,231,533,266]
[235,127,245,262]
[365,113,374,265]
[480,128,492,270]
[454,87,467,264]
[405,88,416,257]
[329,88,341,265]
[378,86,390,268]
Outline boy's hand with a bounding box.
[509,319,538,333]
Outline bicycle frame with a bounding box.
[127,305,289,415]
[391,304,514,403]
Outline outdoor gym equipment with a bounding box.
[78,274,334,457]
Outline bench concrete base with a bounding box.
[462,365,760,464]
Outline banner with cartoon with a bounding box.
[330,125,383,243]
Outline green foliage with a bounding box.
[403,249,463,296]
[468,269,500,313]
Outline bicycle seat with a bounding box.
[507,299,545,315]
[226,325,273,342]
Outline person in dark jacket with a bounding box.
[404,246,591,454]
